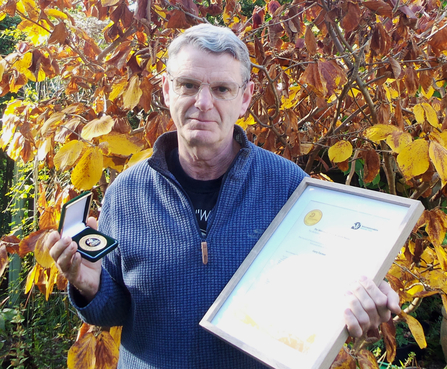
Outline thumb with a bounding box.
[86,216,98,230]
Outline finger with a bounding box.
[344,292,367,337]
[87,217,98,230]
[345,289,371,336]
[379,280,401,315]
[53,239,78,274]
[45,231,61,252]
[358,277,390,323]
[48,235,72,262]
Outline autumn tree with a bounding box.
[1,0,447,367]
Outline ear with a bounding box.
[239,81,254,117]
[162,73,171,108]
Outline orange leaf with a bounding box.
[48,22,68,45]
[67,332,96,369]
[329,346,356,369]
[360,149,380,184]
[19,229,48,258]
[341,1,361,33]
[95,331,119,369]
[300,62,327,97]
[357,349,379,369]
[0,246,8,278]
[381,318,397,363]
[38,205,59,229]
[77,323,95,341]
[399,311,427,349]
[421,208,447,246]
[0,234,20,254]
[363,0,393,18]
[305,25,317,56]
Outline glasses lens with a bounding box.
[210,82,239,100]
[172,77,240,100]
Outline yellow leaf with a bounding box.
[109,326,122,348]
[67,332,96,369]
[397,140,429,179]
[236,115,255,130]
[153,4,166,18]
[440,131,447,149]
[413,104,425,124]
[328,140,353,163]
[71,147,104,190]
[37,136,52,160]
[81,115,115,141]
[434,245,447,271]
[45,264,58,301]
[421,103,439,128]
[429,141,447,187]
[101,0,119,6]
[44,8,68,19]
[17,20,50,45]
[406,284,424,296]
[125,148,153,169]
[95,331,119,369]
[34,231,54,269]
[421,85,434,99]
[25,264,37,294]
[281,86,300,109]
[363,124,401,143]
[40,112,65,136]
[399,312,427,349]
[0,58,5,81]
[123,75,142,110]
[12,52,32,74]
[109,79,127,101]
[54,140,85,171]
[98,133,143,157]
[386,132,412,154]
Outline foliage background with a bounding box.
[1,0,447,367]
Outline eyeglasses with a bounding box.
[168,73,246,101]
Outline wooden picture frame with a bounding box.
[200,177,424,369]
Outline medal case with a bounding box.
[58,192,118,262]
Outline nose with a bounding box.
[194,84,214,111]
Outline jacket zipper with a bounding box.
[161,149,244,265]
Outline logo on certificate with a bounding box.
[304,209,322,226]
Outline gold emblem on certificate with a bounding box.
[79,235,107,251]
[303,209,322,226]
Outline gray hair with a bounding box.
[166,24,251,82]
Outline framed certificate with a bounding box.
[200,177,424,369]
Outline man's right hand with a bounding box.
[47,217,101,302]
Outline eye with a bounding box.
[181,81,200,90]
[213,85,230,93]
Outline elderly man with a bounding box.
[47,24,400,368]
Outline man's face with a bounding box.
[162,45,253,150]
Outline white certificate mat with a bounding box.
[200,177,424,369]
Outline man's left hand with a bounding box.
[344,276,401,338]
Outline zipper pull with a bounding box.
[201,241,208,265]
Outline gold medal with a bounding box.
[79,234,107,251]
[304,209,323,226]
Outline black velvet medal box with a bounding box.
[58,192,118,262]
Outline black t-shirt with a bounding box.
[167,148,223,236]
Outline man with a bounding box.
[47,24,400,368]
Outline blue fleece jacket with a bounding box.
[70,125,308,368]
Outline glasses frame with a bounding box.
[167,72,247,101]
